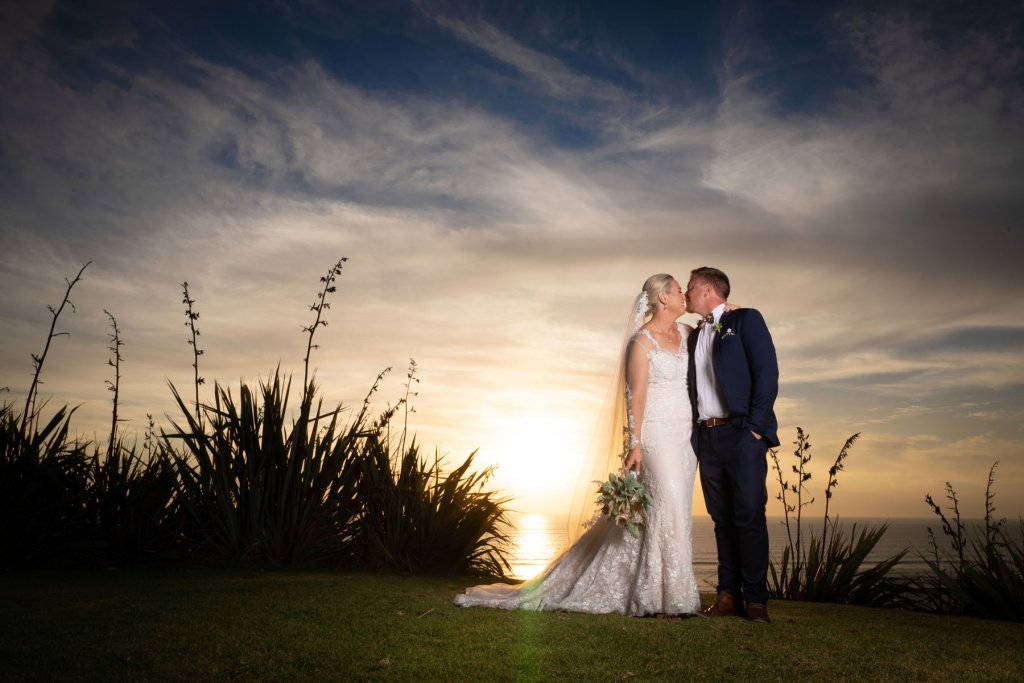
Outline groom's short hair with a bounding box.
[691,267,730,300]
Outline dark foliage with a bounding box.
[0,403,92,568]
[911,462,1024,621]
[768,428,909,606]
[1,258,511,577]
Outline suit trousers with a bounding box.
[696,424,770,605]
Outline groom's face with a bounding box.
[684,276,709,315]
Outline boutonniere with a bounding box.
[715,323,735,339]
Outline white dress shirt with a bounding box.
[695,303,729,421]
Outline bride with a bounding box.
[455,274,706,616]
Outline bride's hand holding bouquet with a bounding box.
[594,452,653,539]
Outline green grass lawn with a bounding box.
[2,568,1022,682]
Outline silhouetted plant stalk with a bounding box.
[983,462,1003,551]
[104,310,124,460]
[823,432,859,549]
[21,261,90,434]
[358,367,392,427]
[769,447,796,561]
[181,282,204,423]
[142,413,156,461]
[925,482,967,579]
[769,427,907,606]
[399,358,419,457]
[792,428,815,566]
[302,258,348,397]
[774,427,815,584]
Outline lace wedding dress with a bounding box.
[455,323,701,616]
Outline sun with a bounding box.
[480,410,589,513]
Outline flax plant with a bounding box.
[917,462,1024,621]
[2,255,513,575]
[768,428,907,606]
[164,371,365,564]
[165,259,367,564]
[88,439,177,563]
[351,359,511,575]
[1,262,92,567]
[86,309,175,563]
[0,402,91,568]
[355,434,512,576]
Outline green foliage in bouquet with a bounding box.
[594,471,652,539]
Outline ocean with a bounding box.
[504,512,985,584]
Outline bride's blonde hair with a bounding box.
[642,273,675,316]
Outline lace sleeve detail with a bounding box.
[624,383,639,451]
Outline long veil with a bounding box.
[565,291,650,544]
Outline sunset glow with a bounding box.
[479,410,590,514]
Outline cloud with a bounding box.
[429,13,617,102]
[705,11,1024,215]
[1,3,1022,516]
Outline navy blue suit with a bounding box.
[687,308,779,605]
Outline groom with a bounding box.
[685,266,779,624]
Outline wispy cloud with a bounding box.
[427,10,630,105]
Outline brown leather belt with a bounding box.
[698,417,730,428]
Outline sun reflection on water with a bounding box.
[507,513,568,580]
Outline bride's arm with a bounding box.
[622,338,650,474]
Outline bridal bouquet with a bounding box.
[594,470,653,539]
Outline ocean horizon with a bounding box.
[504,512,996,584]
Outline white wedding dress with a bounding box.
[455,324,701,616]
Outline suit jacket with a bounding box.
[687,308,780,448]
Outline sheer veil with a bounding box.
[565,291,651,544]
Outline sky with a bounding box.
[1,0,1022,521]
